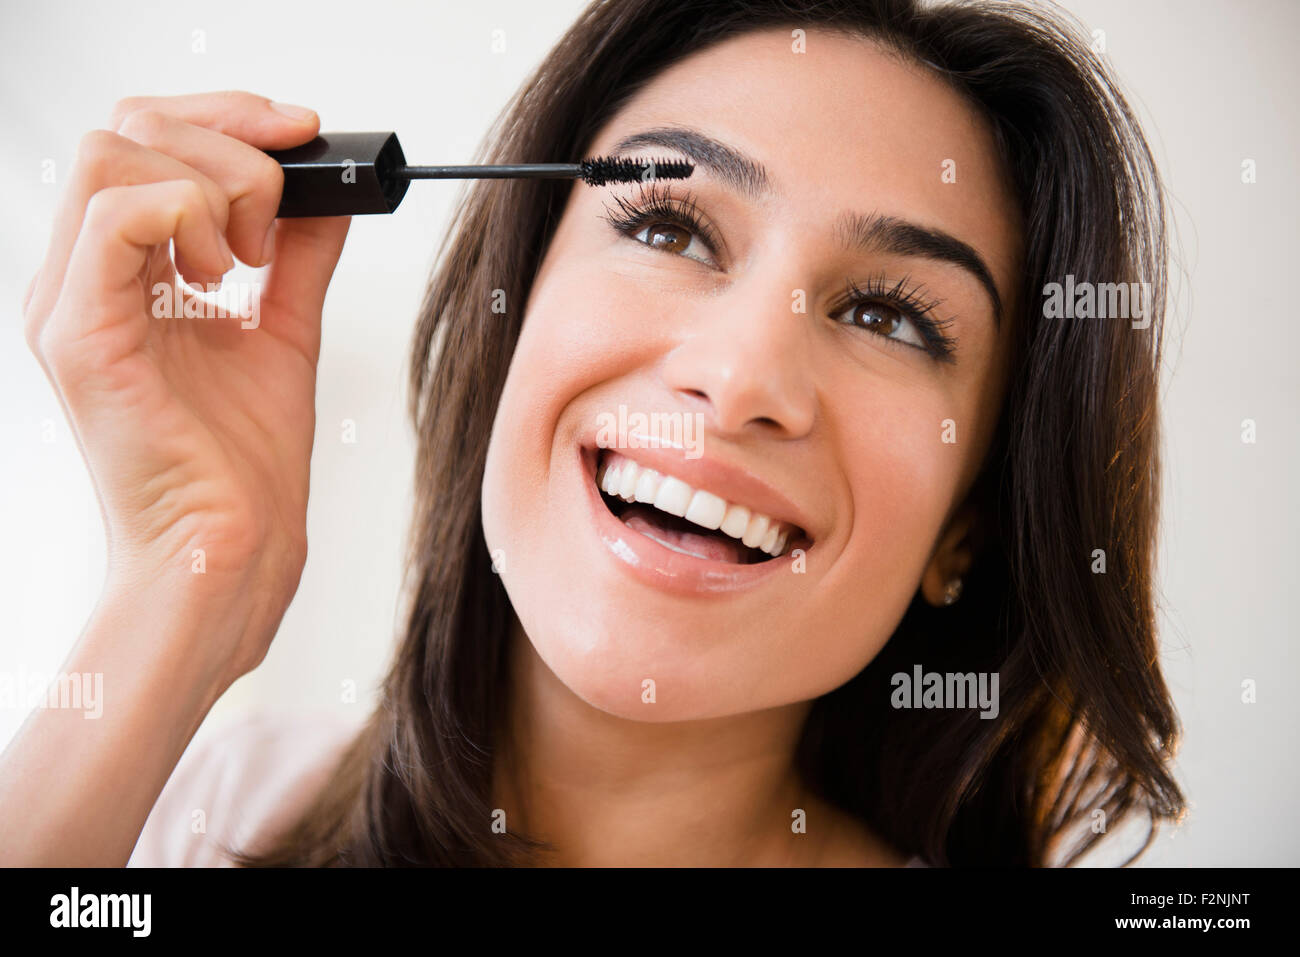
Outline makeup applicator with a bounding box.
[264,131,694,217]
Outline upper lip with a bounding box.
[582,426,817,545]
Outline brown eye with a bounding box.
[645,223,691,253]
[602,187,721,266]
[834,298,926,350]
[852,302,903,336]
[629,219,714,265]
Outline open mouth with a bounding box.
[593,448,811,566]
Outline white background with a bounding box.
[1,0,1295,865]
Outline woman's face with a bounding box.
[481,27,1020,721]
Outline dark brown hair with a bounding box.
[231,0,1184,867]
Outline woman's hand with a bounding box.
[1,93,351,864]
[22,91,351,691]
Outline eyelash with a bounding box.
[601,181,724,258]
[600,182,958,363]
[830,275,958,363]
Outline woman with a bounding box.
[3,0,1184,867]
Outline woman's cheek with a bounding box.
[480,266,656,631]
[518,265,652,390]
[827,395,957,601]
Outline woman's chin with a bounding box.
[518,619,737,722]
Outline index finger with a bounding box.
[28,92,319,326]
[109,90,319,151]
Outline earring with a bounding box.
[942,578,963,606]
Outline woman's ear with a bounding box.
[920,501,982,607]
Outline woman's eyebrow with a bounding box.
[611,126,772,198]
[836,212,1003,326]
[610,126,1004,326]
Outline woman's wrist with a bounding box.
[87,576,246,705]
[100,540,303,692]
[0,579,253,865]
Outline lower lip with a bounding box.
[578,445,795,596]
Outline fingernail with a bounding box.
[217,233,235,272]
[261,222,277,265]
[269,101,316,122]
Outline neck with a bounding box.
[490,616,885,866]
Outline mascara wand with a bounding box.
[264,131,694,217]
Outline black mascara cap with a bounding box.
[265,131,409,217]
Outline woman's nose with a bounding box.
[659,273,817,439]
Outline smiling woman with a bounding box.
[6,0,1184,869]
[220,0,1184,867]
[472,16,1028,863]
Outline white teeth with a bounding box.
[653,476,693,517]
[596,451,797,557]
[683,490,727,530]
[742,513,770,549]
[633,468,662,503]
[597,459,618,495]
[618,462,639,500]
[720,504,751,538]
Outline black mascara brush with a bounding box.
[264,132,694,217]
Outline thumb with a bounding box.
[258,215,352,360]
